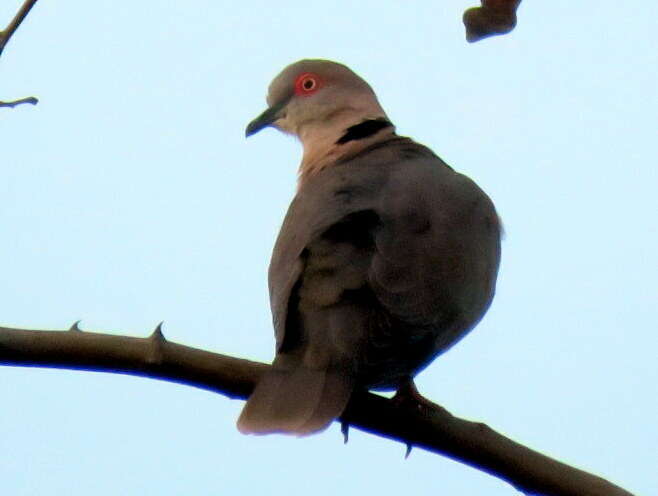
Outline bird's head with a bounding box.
[246,60,394,179]
[246,59,388,138]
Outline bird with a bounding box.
[237,59,501,436]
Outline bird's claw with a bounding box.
[341,420,350,444]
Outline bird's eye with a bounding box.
[295,73,321,96]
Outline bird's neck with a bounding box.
[297,114,395,184]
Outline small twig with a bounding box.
[0,324,634,496]
[0,0,39,57]
[0,96,38,108]
[0,1,40,108]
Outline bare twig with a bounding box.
[0,0,39,56]
[0,95,37,107]
[0,0,39,108]
[463,0,522,42]
[0,324,633,496]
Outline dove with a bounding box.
[238,59,501,435]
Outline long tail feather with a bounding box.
[237,357,354,436]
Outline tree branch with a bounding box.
[0,0,39,108]
[463,0,522,42]
[0,0,38,57]
[0,95,37,107]
[0,324,633,496]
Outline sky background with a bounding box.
[1,1,656,495]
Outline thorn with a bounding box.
[69,320,82,332]
[147,322,166,364]
[341,420,350,444]
[405,443,413,459]
[150,321,166,342]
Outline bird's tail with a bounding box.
[237,353,355,436]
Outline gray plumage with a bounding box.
[238,60,501,435]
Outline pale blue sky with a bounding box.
[1,1,656,495]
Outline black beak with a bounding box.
[245,99,289,137]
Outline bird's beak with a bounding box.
[245,98,289,138]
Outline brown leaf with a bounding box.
[463,0,522,43]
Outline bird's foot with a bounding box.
[341,419,350,444]
[392,379,444,414]
[392,379,449,459]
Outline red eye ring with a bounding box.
[294,73,321,96]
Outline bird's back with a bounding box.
[269,137,501,389]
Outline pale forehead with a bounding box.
[266,59,371,104]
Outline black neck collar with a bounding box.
[336,118,394,145]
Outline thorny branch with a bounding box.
[0,0,39,108]
[0,324,634,496]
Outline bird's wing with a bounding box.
[267,176,381,352]
[243,165,382,435]
[368,156,501,337]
